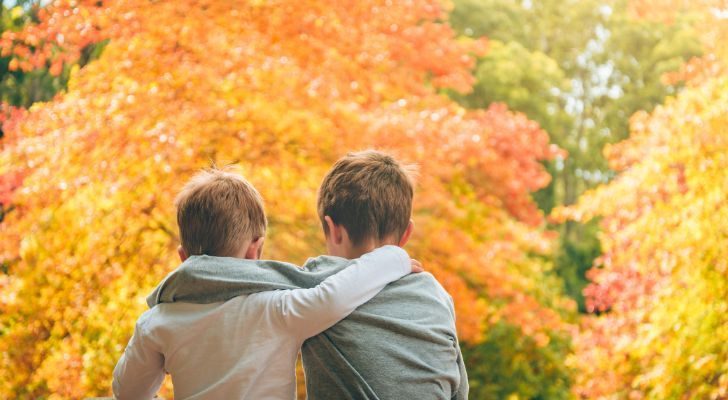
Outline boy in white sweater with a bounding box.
[112,167,420,399]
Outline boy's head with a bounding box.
[175,167,267,261]
[317,150,415,258]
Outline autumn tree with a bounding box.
[448,0,702,311]
[554,1,728,397]
[0,1,106,111]
[0,0,573,397]
[1,1,106,229]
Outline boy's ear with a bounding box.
[178,245,189,262]
[245,236,265,260]
[398,219,414,247]
[324,215,344,245]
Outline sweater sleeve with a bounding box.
[452,337,470,400]
[263,245,410,340]
[448,295,469,400]
[112,312,165,400]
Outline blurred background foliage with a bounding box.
[0,0,725,399]
[1,0,68,110]
[449,0,702,312]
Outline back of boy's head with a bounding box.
[175,167,267,257]
[317,150,415,246]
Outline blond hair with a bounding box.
[317,150,415,246]
[175,167,267,257]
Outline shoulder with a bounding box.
[136,303,179,333]
[412,274,456,317]
[140,300,230,334]
[398,272,451,300]
[371,272,454,313]
[135,307,159,330]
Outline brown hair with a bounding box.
[175,167,267,257]
[317,150,415,246]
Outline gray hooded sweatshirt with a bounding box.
[146,254,468,399]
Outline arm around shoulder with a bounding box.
[269,245,412,339]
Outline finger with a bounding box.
[410,259,424,273]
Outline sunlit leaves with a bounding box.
[554,4,728,396]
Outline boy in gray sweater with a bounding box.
[149,150,469,399]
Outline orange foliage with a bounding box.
[553,2,728,398]
[0,0,570,397]
[0,104,25,208]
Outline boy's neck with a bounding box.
[339,237,399,259]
